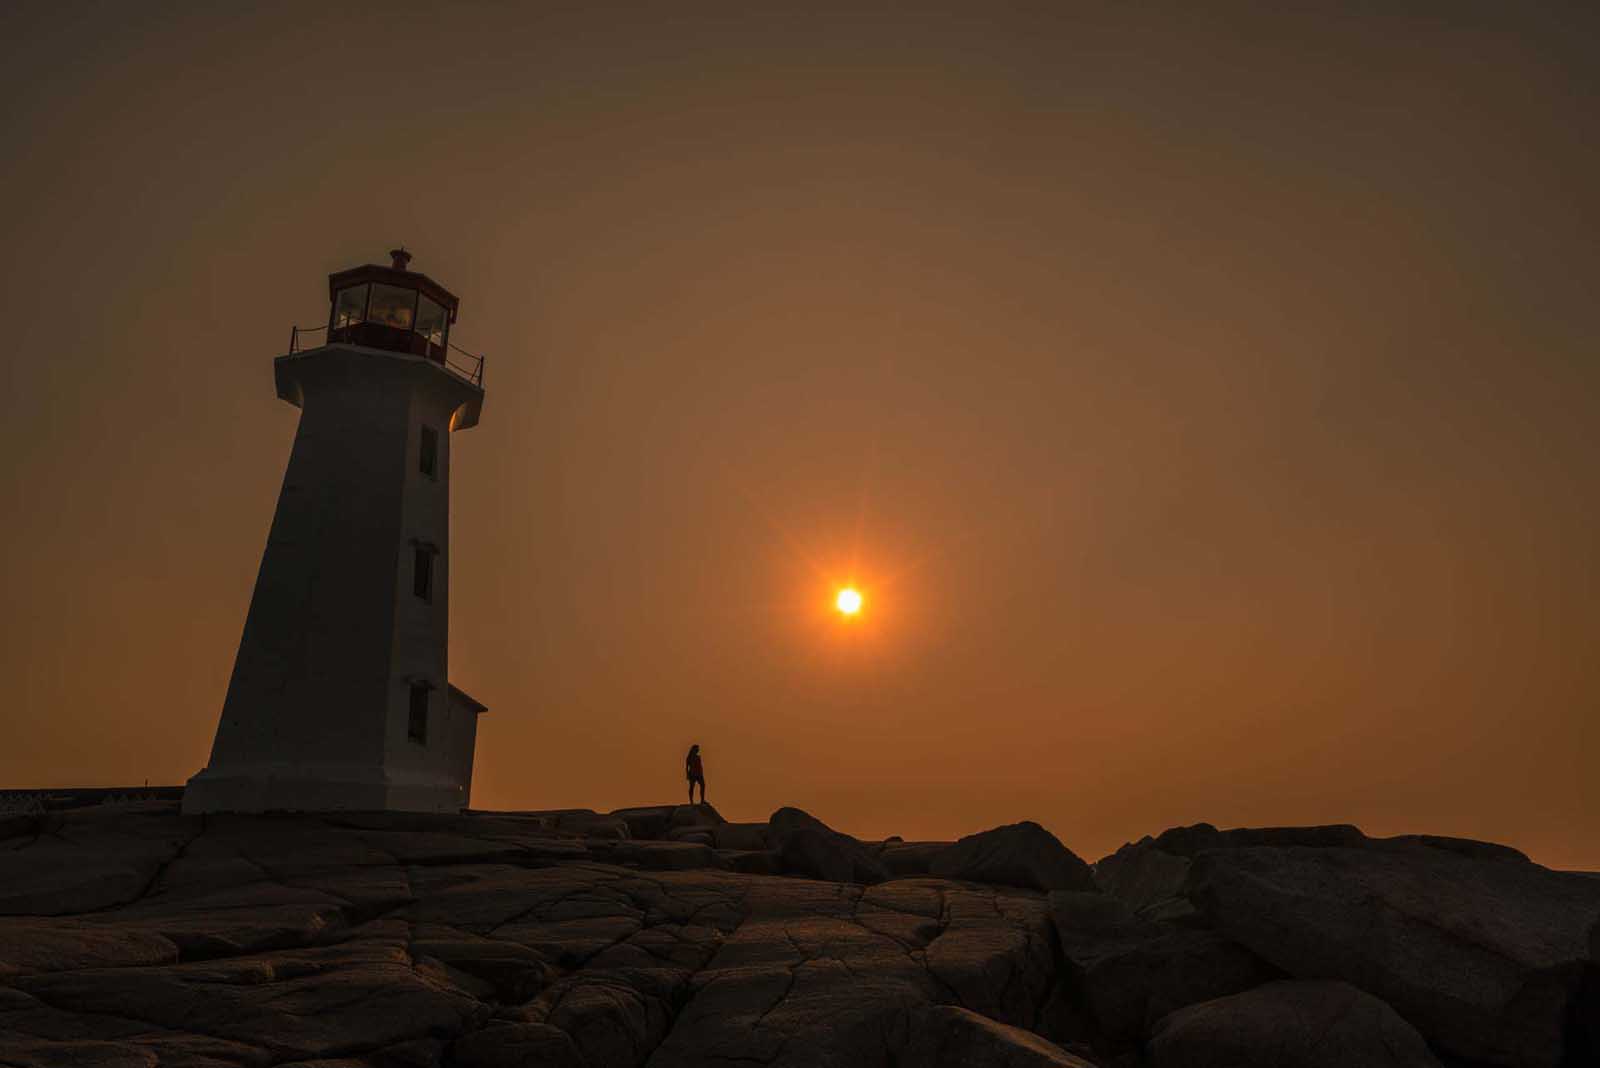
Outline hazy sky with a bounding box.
[2,2,1596,868]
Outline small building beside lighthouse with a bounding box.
[184,250,488,814]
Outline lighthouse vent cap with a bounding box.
[390,247,413,271]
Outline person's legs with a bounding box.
[687,781,695,805]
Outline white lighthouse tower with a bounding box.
[184,250,488,814]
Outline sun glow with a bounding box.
[835,587,864,616]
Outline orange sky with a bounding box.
[2,2,1596,869]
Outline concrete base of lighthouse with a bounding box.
[182,762,466,815]
[184,681,487,815]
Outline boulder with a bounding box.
[1094,825,1371,916]
[646,876,1063,1067]
[898,1004,1101,1066]
[1183,842,1600,1066]
[664,826,716,846]
[1153,823,1367,855]
[856,882,944,949]
[542,976,674,1066]
[409,924,553,1002]
[0,814,42,843]
[1146,979,1442,1067]
[1093,840,1191,912]
[711,822,768,851]
[12,921,487,1061]
[450,1022,582,1067]
[321,810,486,834]
[880,841,951,877]
[608,803,724,841]
[670,802,724,828]
[722,850,781,875]
[602,840,722,871]
[1051,890,1148,935]
[766,807,833,837]
[775,828,889,885]
[923,884,1060,1027]
[483,807,584,830]
[1097,822,1542,917]
[552,811,630,840]
[2,863,154,917]
[0,921,179,976]
[766,808,888,885]
[96,879,352,959]
[608,806,678,840]
[1580,946,1600,1062]
[1049,891,1271,1051]
[1137,897,1200,925]
[0,1024,268,1068]
[1381,834,1531,863]
[280,866,418,917]
[0,807,198,915]
[930,822,1097,893]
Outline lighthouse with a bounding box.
[184,250,488,814]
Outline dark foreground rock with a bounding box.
[1049,890,1273,1052]
[0,804,1074,1067]
[1,804,1593,1068]
[931,820,1098,893]
[1095,822,1600,1067]
[645,875,1063,1066]
[0,806,198,915]
[1146,979,1443,1067]
[589,839,724,871]
[1185,842,1600,1067]
[901,1004,1100,1066]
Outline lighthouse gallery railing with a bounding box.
[288,324,486,389]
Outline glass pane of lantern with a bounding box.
[368,284,417,329]
[332,284,368,329]
[415,295,447,347]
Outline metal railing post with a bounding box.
[287,324,330,355]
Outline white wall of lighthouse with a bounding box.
[183,252,487,814]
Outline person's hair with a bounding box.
[688,744,699,753]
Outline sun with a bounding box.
[835,587,864,616]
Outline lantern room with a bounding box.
[327,248,459,363]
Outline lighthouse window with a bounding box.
[408,684,429,744]
[419,425,438,478]
[413,546,434,602]
[332,284,368,329]
[368,283,417,330]
[415,296,447,348]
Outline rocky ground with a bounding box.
[0,803,1595,1067]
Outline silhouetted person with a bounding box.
[686,744,705,805]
